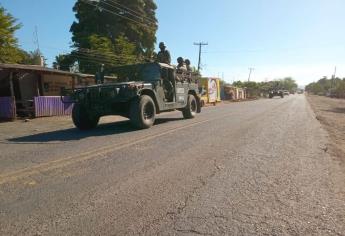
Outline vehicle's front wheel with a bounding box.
[182,94,197,119]
[72,104,100,130]
[130,95,156,129]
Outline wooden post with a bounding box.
[36,73,41,96]
[72,75,76,89]
[9,71,14,97]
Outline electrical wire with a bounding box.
[77,47,140,60]
[108,0,156,24]
[81,0,156,30]
[102,0,156,26]
[71,53,141,65]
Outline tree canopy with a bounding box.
[55,0,158,73]
[0,6,23,63]
[0,6,45,65]
[306,77,345,98]
[232,78,298,97]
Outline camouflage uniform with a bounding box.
[185,59,192,72]
[157,42,171,64]
[177,57,187,71]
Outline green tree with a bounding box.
[20,49,46,65]
[0,6,23,63]
[281,77,298,92]
[63,0,158,73]
[53,54,75,71]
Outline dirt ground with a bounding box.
[307,95,345,164]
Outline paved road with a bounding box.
[0,95,344,235]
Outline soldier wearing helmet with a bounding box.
[185,59,192,72]
[177,57,187,71]
[157,42,171,64]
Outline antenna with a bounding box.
[33,26,40,53]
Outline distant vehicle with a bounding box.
[283,90,290,96]
[269,90,284,98]
[62,62,201,130]
[297,90,304,94]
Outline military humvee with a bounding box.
[62,62,201,130]
[268,90,284,98]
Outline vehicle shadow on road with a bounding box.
[7,121,137,143]
[323,107,345,114]
[6,117,185,143]
[154,117,184,125]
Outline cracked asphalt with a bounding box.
[0,95,344,235]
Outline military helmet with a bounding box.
[185,59,191,65]
[159,42,165,48]
[177,57,184,63]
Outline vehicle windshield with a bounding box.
[111,63,161,82]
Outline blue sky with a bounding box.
[1,0,345,86]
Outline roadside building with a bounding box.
[223,85,247,100]
[198,77,222,106]
[0,64,115,120]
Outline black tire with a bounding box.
[130,95,156,129]
[182,94,197,119]
[72,104,99,130]
[280,94,284,98]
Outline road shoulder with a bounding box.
[306,95,345,165]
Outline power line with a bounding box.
[77,48,139,60]
[81,0,156,30]
[104,0,156,26]
[72,51,142,64]
[193,42,208,72]
[109,0,155,24]
[72,54,139,67]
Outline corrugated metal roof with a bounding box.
[0,63,79,76]
[0,63,118,80]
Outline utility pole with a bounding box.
[248,67,254,82]
[331,67,337,90]
[194,42,208,72]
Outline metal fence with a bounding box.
[0,97,16,120]
[34,96,74,117]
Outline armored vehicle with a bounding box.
[62,62,201,130]
[269,90,284,98]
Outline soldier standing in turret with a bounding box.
[185,59,192,72]
[157,42,171,64]
[177,57,187,71]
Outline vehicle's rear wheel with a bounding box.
[182,94,197,119]
[72,104,100,130]
[280,94,284,98]
[130,95,156,129]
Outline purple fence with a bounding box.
[0,97,16,119]
[34,96,74,117]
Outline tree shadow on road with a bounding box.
[6,117,185,143]
[323,107,345,114]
